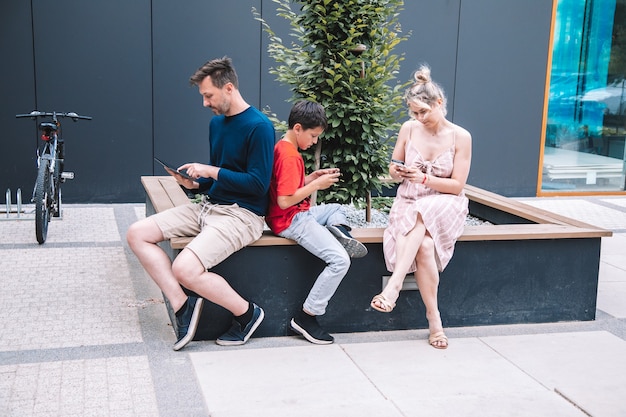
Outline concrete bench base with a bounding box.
[167,238,601,341]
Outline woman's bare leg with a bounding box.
[372,215,427,309]
[414,236,447,348]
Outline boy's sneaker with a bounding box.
[173,296,204,351]
[216,303,265,346]
[326,224,368,258]
[290,313,334,345]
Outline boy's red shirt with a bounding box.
[265,139,310,234]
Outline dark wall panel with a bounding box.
[152,0,263,172]
[31,0,152,203]
[1,2,38,199]
[455,0,553,196]
[396,1,462,120]
[258,0,294,131]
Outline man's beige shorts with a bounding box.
[152,202,264,269]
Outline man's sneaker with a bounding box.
[290,313,334,345]
[216,303,265,346]
[173,296,204,351]
[326,224,368,258]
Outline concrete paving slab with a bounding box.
[342,338,584,417]
[602,198,626,209]
[599,262,626,283]
[0,206,120,245]
[0,356,158,417]
[482,331,626,417]
[189,345,403,417]
[602,254,626,271]
[601,234,626,256]
[133,206,146,221]
[598,280,626,318]
[0,246,142,351]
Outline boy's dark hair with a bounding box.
[189,56,238,88]
[288,100,327,130]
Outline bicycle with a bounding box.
[16,111,92,244]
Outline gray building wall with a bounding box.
[1,0,552,203]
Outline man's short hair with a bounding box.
[190,56,238,89]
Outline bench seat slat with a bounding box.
[160,178,193,207]
[141,176,179,213]
[463,184,603,230]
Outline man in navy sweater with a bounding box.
[127,57,275,350]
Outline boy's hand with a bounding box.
[311,167,340,178]
[312,171,340,191]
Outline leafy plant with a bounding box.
[253,0,410,204]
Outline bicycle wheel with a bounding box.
[35,158,52,244]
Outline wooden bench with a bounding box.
[142,176,611,340]
[143,176,610,246]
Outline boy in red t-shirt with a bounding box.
[266,100,367,344]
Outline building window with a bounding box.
[542,0,626,193]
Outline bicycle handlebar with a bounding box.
[16,111,92,121]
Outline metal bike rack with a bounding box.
[1,188,33,221]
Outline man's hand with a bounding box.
[164,167,198,189]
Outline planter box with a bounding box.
[142,177,612,340]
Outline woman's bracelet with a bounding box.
[421,174,428,184]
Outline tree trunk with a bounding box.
[310,141,322,205]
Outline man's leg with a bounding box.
[127,215,203,351]
[173,249,250,315]
[178,204,266,346]
[127,217,188,313]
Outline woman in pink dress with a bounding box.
[370,65,472,349]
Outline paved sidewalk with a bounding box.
[0,196,625,416]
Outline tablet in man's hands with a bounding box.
[154,157,192,180]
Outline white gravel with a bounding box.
[342,205,491,228]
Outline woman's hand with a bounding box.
[389,162,406,180]
[395,165,427,184]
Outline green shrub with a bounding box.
[253,0,410,204]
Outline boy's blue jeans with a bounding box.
[278,203,351,316]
